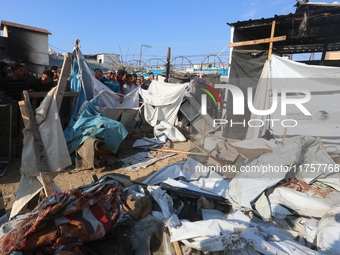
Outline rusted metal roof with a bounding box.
[0,20,52,35]
[227,3,340,54]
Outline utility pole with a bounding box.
[165,47,171,83]
[140,44,151,75]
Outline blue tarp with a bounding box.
[65,98,128,154]
[64,49,128,154]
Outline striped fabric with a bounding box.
[0,184,123,254]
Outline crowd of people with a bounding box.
[0,62,61,104]
[93,69,154,95]
[0,61,155,105]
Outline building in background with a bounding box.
[0,20,51,74]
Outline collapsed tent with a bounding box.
[64,46,189,153]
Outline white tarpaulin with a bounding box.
[12,87,68,218]
[21,87,72,176]
[246,61,271,140]
[154,120,186,142]
[270,55,340,152]
[139,80,189,127]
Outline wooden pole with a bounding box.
[23,91,56,197]
[201,119,207,148]
[317,136,327,152]
[149,148,208,156]
[268,21,276,61]
[74,39,80,60]
[282,127,287,143]
[56,53,73,111]
[165,47,171,83]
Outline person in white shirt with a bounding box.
[122,74,137,95]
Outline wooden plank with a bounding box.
[190,140,210,154]
[173,241,182,255]
[150,148,208,156]
[282,127,288,143]
[0,189,6,217]
[28,91,79,98]
[317,136,327,152]
[165,47,171,83]
[268,21,276,61]
[18,100,29,126]
[23,90,56,197]
[201,119,207,148]
[56,53,73,111]
[228,35,286,48]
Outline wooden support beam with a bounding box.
[228,35,286,48]
[18,101,29,126]
[282,127,288,144]
[150,148,208,156]
[56,53,73,111]
[317,136,327,152]
[268,21,276,61]
[201,119,207,148]
[23,90,56,197]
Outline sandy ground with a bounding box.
[0,138,191,213]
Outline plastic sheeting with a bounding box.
[139,80,189,127]
[223,49,268,140]
[268,187,333,218]
[154,121,186,142]
[316,206,340,254]
[65,99,128,154]
[270,55,340,152]
[227,136,340,210]
[21,87,71,176]
[118,152,175,172]
[245,61,271,140]
[64,47,138,152]
[169,210,317,254]
[65,47,188,147]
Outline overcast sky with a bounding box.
[0,0,337,63]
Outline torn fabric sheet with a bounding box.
[169,219,249,242]
[230,138,277,159]
[64,47,139,145]
[154,120,186,142]
[227,136,340,210]
[10,176,43,219]
[139,80,189,127]
[160,178,227,201]
[316,206,340,253]
[133,137,165,148]
[0,184,123,254]
[268,187,333,218]
[21,86,72,176]
[170,217,317,254]
[141,158,222,186]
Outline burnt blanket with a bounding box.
[0,184,122,254]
